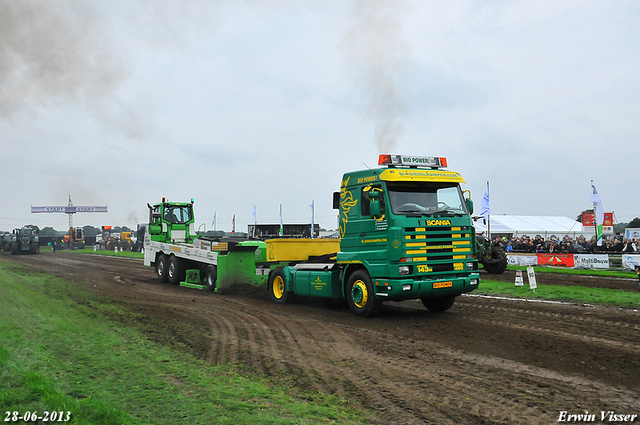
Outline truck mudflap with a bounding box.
[372,273,480,300]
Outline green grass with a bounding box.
[506,265,637,279]
[476,279,640,308]
[0,260,370,425]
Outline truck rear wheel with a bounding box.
[10,242,18,255]
[168,256,185,285]
[347,270,381,317]
[205,265,217,291]
[156,254,169,283]
[30,242,39,254]
[421,295,456,313]
[268,268,295,304]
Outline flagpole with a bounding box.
[487,182,491,241]
[591,181,597,242]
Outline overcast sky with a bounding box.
[1,0,638,233]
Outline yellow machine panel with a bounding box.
[266,239,340,262]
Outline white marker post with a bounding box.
[527,266,537,292]
[515,270,524,287]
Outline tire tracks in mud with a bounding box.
[4,253,640,425]
[175,295,640,425]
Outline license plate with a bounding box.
[433,281,453,289]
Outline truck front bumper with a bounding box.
[372,273,480,301]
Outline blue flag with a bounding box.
[480,182,490,218]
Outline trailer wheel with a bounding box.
[167,256,185,285]
[346,270,381,317]
[205,265,217,291]
[268,268,295,304]
[421,295,456,313]
[156,254,169,283]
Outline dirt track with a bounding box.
[4,252,640,424]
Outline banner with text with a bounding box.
[573,254,610,269]
[622,254,640,270]
[507,254,538,266]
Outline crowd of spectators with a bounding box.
[491,234,640,254]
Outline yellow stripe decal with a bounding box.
[406,242,426,247]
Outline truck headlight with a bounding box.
[466,262,475,271]
[470,279,479,285]
[399,265,411,275]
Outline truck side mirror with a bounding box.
[369,189,382,219]
[333,192,340,209]
[466,198,474,214]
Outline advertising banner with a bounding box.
[582,212,614,226]
[574,254,610,269]
[621,254,640,271]
[625,228,640,240]
[31,206,108,213]
[507,254,538,266]
[537,253,575,267]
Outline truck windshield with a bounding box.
[387,182,468,217]
[163,205,193,224]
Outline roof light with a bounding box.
[378,154,448,168]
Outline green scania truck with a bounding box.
[267,154,480,316]
[143,154,480,317]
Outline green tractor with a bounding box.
[11,227,40,255]
[475,235,508,274]
[0,232,12,251]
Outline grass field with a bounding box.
[475,279,640,308]
[505,264,638,279]
[0,261,369,425]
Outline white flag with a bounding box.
[309,200,315,239]
[590,183,604,246]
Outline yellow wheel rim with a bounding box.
[273,275,285,299]
[351,280,368,308]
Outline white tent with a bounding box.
[473,215,584,238]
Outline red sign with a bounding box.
[582,212,613,226]
[537,254,575,267]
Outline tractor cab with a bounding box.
[148,198,196,244]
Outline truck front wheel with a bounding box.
[347,270,381,317]
[421,295,456,313]
[268,268,295,304]
[156,254,169,283]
